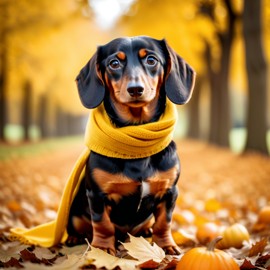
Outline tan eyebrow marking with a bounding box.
[117,51,126,60]
[139,49,148,58]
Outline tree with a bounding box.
[243,0,268,154]
[22,80,32,141]
[187,76,202,139]
[0,0,95,142]
[0,0,9,141]
[38,94,51,138]
[199,0,239,147]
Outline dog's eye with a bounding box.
[146,55,158,66]
[109,59,120,70]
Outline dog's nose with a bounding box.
[127,82,144,97]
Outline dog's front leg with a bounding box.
[152,186,181,255]
[86,189,116,255]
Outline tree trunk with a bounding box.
[243,0,268,154]
[205,41,219,143]
[56,106,68,137]
[0,49,8,141]
[216,32,233,147]
[187,76,201,139]
[22,81,32,141]
[38,94,50,138]
[0,2,8,141]
[204,0,237,147]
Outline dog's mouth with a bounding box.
[126,100,147,108]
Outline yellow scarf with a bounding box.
[10,100,177,247]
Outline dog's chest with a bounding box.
[93,165,178,201]
[90,142,180,202]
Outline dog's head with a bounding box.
[76,36,195,126]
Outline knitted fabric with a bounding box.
[9,99,177,247]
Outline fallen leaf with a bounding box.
[33,246,56,260]
[60,244,89,256]
[204,198,221,212]
[256,254,270,269]
[252,222,268,233]
[0,241,29,262]
[240,258,256,269]
[86,246,138,270]
[21,262,52,270]
[23,254,83,269]
[248,238,268,257]
[138,259,160,269]
[163,258,179,270]
[121,234,165,263]
[53,254,85,269]
[20,248,40,263]
[6,200,22,212]
[2,257,23,268]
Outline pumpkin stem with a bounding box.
[207,236,223,251]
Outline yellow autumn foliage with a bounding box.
[3,0,270,121]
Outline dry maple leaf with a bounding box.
[162,258,179,270]
[121,234,165,263]
[240,258,257,269]
[138,259,160,269]
[32,246,56,260]
[60,244,89,255]
[85,235,167,270]
[248,238,268,257]
[22,254,83,270]
[86,246,138,270]
[0,241,29,263]
[256,254,270,269]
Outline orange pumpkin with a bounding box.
[252,205,270,232]
[176,237,240,270]
[257,205,270,224]
[217,223,250,249]
[173,210,195,225]
[196,222,220,245]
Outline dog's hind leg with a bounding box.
[152,186,181,255]
[66,178,93,246]
[86,189,116,255]
[66,216,93,246]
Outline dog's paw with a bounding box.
[91,235,116,256]
[97,247,116,256]
[163,245,181,255]
[65,235,87,247]
[152,232,181,255]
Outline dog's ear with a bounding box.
[75,48,105,109]
[161,39,196,105]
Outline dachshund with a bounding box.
[67,36,195,255]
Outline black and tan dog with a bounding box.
[67,36,195,255]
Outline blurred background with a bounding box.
[0,0,269,155]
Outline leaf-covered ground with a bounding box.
[0,138,270,269]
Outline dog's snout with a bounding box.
[127,82,144,97]
[127,86,144,97]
